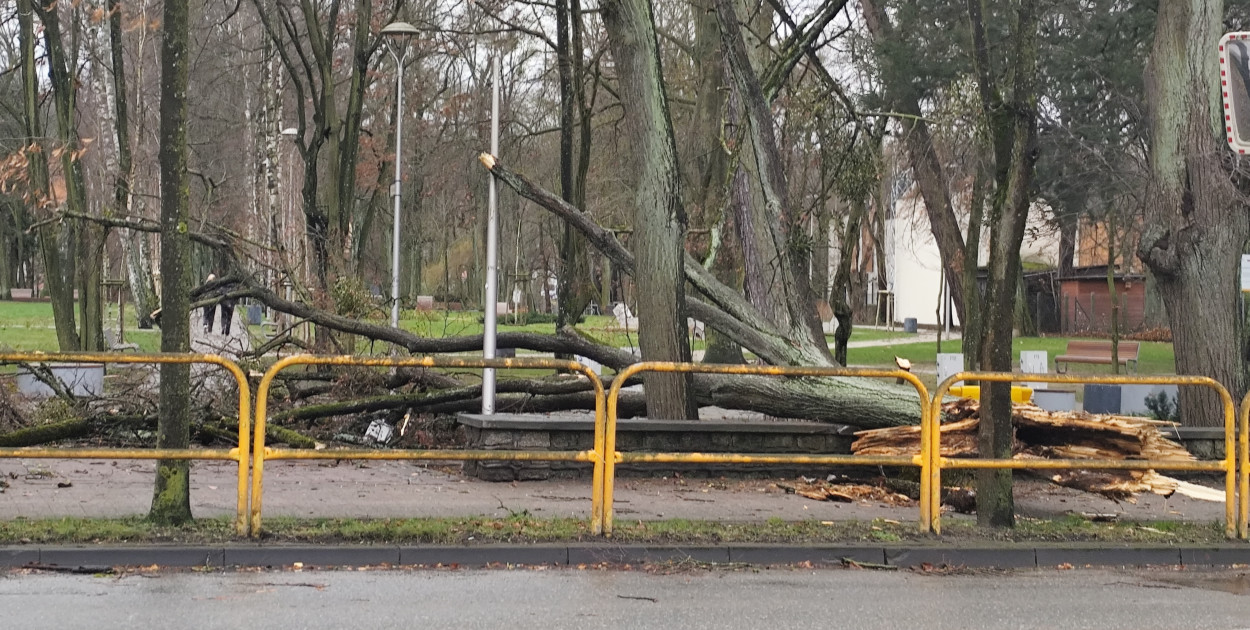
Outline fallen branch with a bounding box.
[0,418,92,447]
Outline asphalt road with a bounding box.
[2,567,1247,629]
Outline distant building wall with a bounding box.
[1058,275,1146,334]
[886,189,1060,327]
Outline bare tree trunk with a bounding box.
[716,0,831,360]
[1057,209,1078,278]
[812,194,831,312]
[832,199,867,366]
[107,0,158,330]
[601,0,696,419]
[689,0,744,365]
[556,0,594,333]
[1139,0,1247,428]
[1106,211,1120,373]
[24,0,79,351]
[962,164,988,370]
[152,0,194,525]
[967,0,1041,528]
[78,223,105,351]
[36,0,101,352]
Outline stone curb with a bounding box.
[4,544,1250,570]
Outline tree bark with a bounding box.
[601,0,697,419]
[556,0,595,333]
[832,199,867,366]
[689,0,745,365]
[962,164,988,370]
[717,0,831,359]
[967,0,1042,528]
[22,0,78,351]
[152,0,194,525]
[33,0,101,352]
[1139,0,1246,427]
[108,0,158,331]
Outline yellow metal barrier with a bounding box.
[930,373,1240,539]
[0,352,252,535]
[251,355,607,537]
[604,362,932,535]
[1239,392,1250,540]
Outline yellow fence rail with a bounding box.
[251,355,607,537]
[5,352,1245,541]
[1239,392,1250,540]
[931,372,1241,539]
[0,352,252,535]
[604,362,932,535]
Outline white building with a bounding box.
[881,185,1060,328]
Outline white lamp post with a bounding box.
[481,55,501,414]
[381,21,419,330]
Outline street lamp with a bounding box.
[381,21,419,330]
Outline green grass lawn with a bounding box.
[828,327,915,343]
[0,300,1178,376]
[848,337,1175,374]
[0,301,162,353]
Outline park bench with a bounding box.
[1054,340,1139,374]
[9,288,33,301]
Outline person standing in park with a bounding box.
[201,274,239,335]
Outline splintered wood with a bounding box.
[776,481,913,506]
[851,399,1197,501]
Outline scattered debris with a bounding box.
[776,480,912,506]
[363,418,394,444]
[841,557,898,570]
[24,564,116,575]
[1079,513,1119,522]
[852,400,1203,502]
[1171,480,1227,503]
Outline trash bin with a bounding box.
[1083,384,1122,414]
[903,317,918,333]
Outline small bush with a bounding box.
[1144,390,1180,422]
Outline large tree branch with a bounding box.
[479,153,820,365]
[716,0,831,362]
[759,0,850,100]
[234,277,640,370]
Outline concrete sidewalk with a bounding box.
[4,458,1244,570]
[0,457,1227,525]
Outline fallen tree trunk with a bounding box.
[697,374,924,428]
[852,400,1194,501]
[0,418,92,447]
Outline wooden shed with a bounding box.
[1058,265,1146,334]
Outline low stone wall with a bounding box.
[458,413,857,481]
[456,415,1228,482]
[1165,427,1229,461]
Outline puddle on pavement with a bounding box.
[1155,573,1250,595]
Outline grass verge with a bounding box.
[0,514,1231,546]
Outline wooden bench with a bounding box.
[1054,340,1139,373]
[9,288,33,301]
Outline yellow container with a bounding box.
[948,385,1033,404]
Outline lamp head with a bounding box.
[381,21,419,54]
